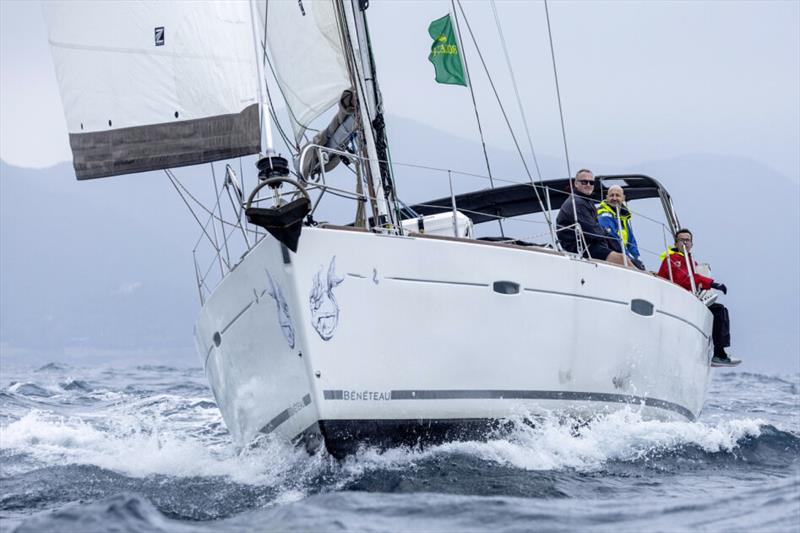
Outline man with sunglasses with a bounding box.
[556,169,629,266]
[658,228,740,366]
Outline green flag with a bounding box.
[428,14,467,86]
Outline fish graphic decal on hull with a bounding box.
[310,256,344,340]
[266,270,295,348]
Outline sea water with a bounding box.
[0,364,797,532]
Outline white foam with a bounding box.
[340,409,766,474]
[1,407,767,486]
[0,410,308,486]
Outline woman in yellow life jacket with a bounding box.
[596,185,644,269]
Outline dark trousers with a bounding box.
[709,303,731,350]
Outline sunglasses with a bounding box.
[576,180,595,186]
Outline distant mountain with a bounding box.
[1,118,797,372]
[0,161,203,365]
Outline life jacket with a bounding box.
[659,246,682,261]
[597,201,631,247]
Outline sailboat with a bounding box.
[44,1,713,458]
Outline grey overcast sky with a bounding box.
[1,0,798,180]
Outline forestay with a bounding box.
[258,0,351,143]
[44,0,262,180]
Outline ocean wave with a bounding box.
[337,410,796,476]
[7,383,54,398]
[0,410,312,486]
[34,363,71,373]
[3,408,794,488]
[11,493,193,533]
[59,379,93,392]
[134,365,181,372]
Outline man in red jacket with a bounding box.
[658,228,740,366]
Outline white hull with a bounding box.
[194,227,712,456]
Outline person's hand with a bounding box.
[711,282,727,295]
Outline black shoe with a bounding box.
[711,355,742,367]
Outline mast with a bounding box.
[343,0,398,230]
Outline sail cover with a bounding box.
[44,1,262,180]
[258,0,351,143]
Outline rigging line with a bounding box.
[487,1,554,240]
[542,0,579,254]
[210,163,233,269]
[455,2,540,194]
[456,1,555,238]
[450,0,504,237]
[543,0,572,178]
[166,169,243,230]
[489,0,543,185]
[238,156,256,243]
[205,167,227,277]
[165,170,227,266]
[391,159,544,189]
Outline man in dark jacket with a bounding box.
[556,169,628,266]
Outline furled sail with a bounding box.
[43,1,262,180]
[258,0,352,143]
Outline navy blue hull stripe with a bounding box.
[523,287,627,306]
[385,276,489,288]
[322,389,694,421]
[656,309,708,339]
[258,393,312,435]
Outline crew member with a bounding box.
[556,169,629,266]
[658,228,739,365]
[597,185,645,270]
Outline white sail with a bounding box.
[43,0,262,179]
[258,0,352,142]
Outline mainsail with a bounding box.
[44,1,262,180]
[258,0,351,143]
